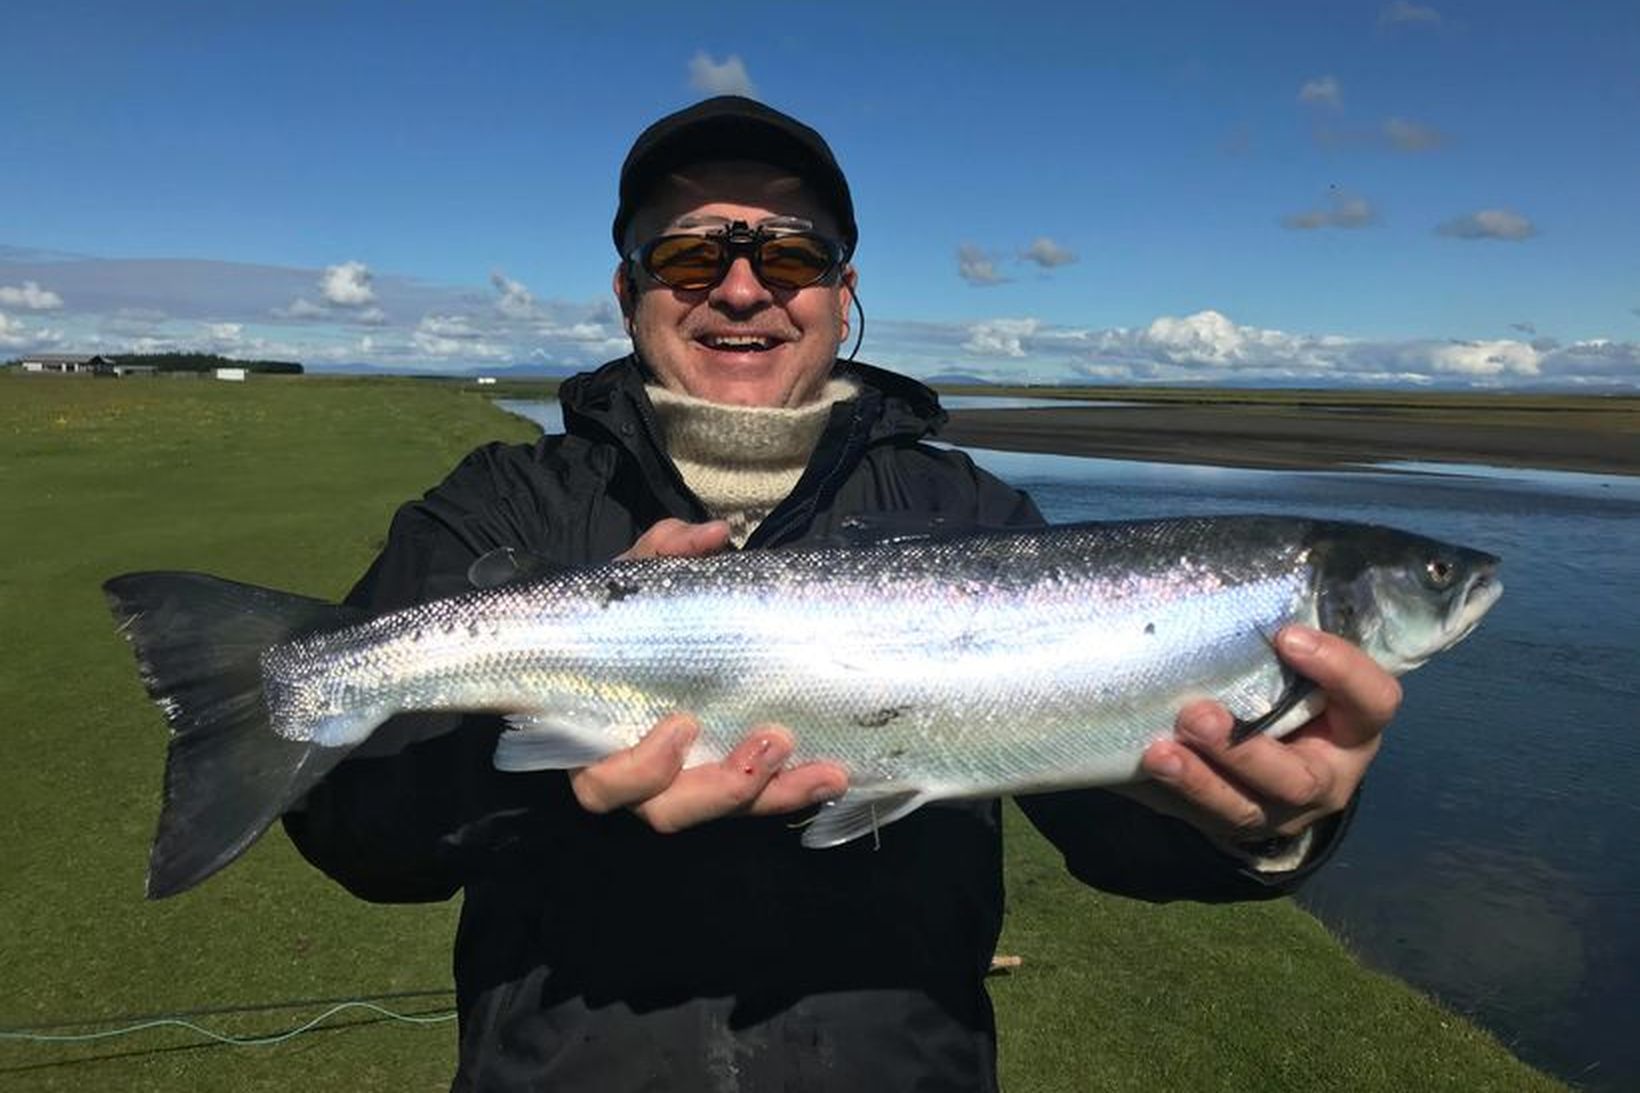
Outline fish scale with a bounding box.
[105,514,1502,894]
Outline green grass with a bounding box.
[0,374,1562,1090]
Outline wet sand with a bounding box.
[938,402,1640,477]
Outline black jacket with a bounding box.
[284,356,1332,1092]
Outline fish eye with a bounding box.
[1425,557,1456,589]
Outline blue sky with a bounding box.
[4,0,1637,387]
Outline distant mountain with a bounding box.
[923,371,996,386]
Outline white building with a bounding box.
[18,353,103,374]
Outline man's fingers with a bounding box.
[617,518,732,561]
[570,714,698,814]
[1275,626,1402,746]
[1141,738,1272,839]
[630,728,846,834]
[1172,701,1350,816]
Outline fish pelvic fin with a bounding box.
[800,786,928,849]
[493,712,625,770]
[103,572,363,899]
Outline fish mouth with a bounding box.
[1445,566,1503,647]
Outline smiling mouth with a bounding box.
[699,334,784,353]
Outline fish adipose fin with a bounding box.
[493,712,625,770]
[801,787,927,849]
[103,572,363,899]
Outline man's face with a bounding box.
[615,161,855,408]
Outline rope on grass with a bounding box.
[0,999,456,1047]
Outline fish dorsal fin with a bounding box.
[800,787,927,848]
[468,546,566,590]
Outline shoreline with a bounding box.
[937,403,1640,477]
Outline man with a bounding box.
[286,96,1398,1091]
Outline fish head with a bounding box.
[1313,524,1503,674]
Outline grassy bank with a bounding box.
[0,375,1561,1090]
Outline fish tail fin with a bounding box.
[103,572,363,898]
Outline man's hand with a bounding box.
[569,518,849,832]
[1133,625,1401,854]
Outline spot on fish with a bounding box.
[854,705,909,729]
[1144,622,1156,636]
[467,620,480,637]
[602,577,640,607]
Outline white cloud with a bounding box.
[1,310,63,350]
[1428,339,1542,376]
[491,270,543,320]
[274,297,328,319]
[872,308,1632,388]
[957,244,1006,286]
[688,51,757,97]
[417,314,483,340]
[963,318,1040,358]
[412,328,509,360]
[0,281,64,310]
[1299,76,1342,108]
[1020,237,1078,269]
[1283,191,1377,230]
[353,306,388,326]
[1383,117,1448,152]
[320,260,376,307]
[1437,209,1537,241]
[1381,2,1441,25]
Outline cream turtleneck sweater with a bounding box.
[646,378,859,546]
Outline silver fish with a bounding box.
[104,515,1501,898]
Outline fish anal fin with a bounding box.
[800,787,926,849]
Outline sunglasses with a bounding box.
[631,221,845,292]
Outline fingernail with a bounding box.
[669,718,698,753]
[1178,706,1222,743]
[1278,628,1319,656]
[750,732,791,770]
[809,780,845,805]
[1151,750,1185,779]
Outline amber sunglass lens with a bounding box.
[758,236,834,288]
[646,236,726,289]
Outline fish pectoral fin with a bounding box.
[492,713,621,771]
[800,787,927,849]
[1229,677,1322,746]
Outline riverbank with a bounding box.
[937,400,1640,476]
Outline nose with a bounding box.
[709,254,774,313]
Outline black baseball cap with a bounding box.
[612,96,858,260]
